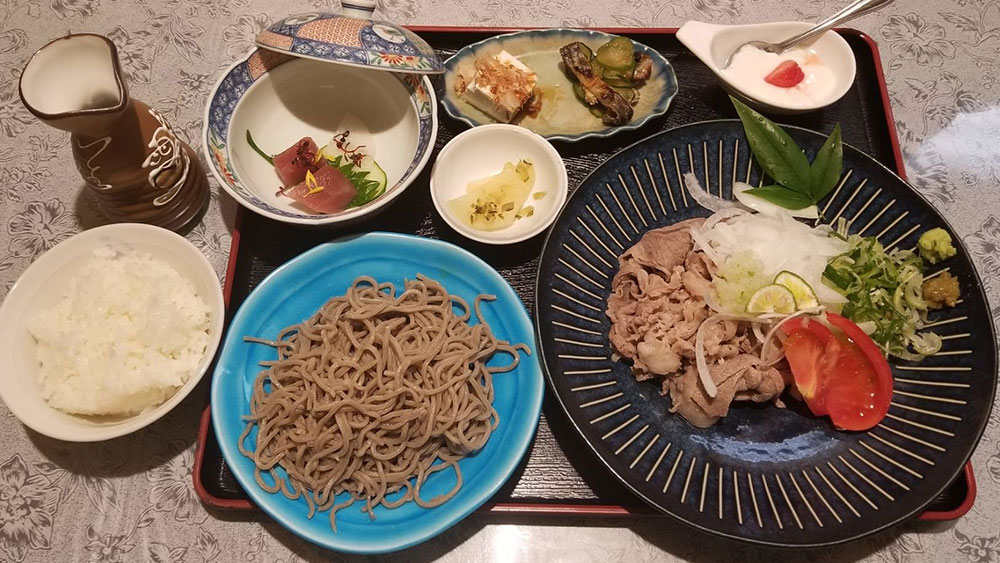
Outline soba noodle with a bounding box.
[238,275,527,530]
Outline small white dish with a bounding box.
[204,48,437,226]
[0,224,225,442]
[677,21,856,114]
[430,124,568,245]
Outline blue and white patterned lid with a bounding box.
[255,1,443,74]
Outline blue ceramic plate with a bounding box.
[211,232,543,554]
[440,29,678,142]
[536,120,996,546]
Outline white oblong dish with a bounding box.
[0,224,225,442]
[678,21,856,114]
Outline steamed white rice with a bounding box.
[27,246,211,416]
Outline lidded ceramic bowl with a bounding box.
[255,4,444,74]
[203,1,442,226]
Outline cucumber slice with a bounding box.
[746,284,797,314]
[572,81,587,104]
[774,271,820,309]
[589,58,606,79]
[604,75,636,88]
[596,36,635,72]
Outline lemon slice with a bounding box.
[773,271,819,309]
[746,284,797,314]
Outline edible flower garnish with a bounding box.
[304,170,324,196]
[331,130,367,168]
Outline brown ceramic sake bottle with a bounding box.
[18,34,209,231]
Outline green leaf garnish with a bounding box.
[731,96,811,194]
[245,130,273,165]
[743,186,814,210]
[809,123,843,202]
[326,155,385,207]
[729,96,844,212]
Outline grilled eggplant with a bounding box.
[559,42,633,126]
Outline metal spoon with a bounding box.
[722,0,894,68]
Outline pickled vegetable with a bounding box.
[447,160,536,231]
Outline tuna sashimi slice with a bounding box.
[281,163,357,214]
[273,137,319,187]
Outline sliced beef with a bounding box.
[666,355,785,428]
[606,219,786,428]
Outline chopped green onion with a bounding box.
[823,221,941,360]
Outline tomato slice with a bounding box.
[782,314,892,431]
[764,60,805,88]
[824,313,893,430]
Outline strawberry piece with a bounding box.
[764,60,805,88]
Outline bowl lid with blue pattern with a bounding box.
[255,1,443,75]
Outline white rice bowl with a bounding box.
[0,223,225,442]
[28,246,211,416]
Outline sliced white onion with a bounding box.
[856,321,877,335]
[703,286,726,313]
[691,205,849,308]
[689,227,723,266]
[684,173,741,213]
[701,207,750,232]
[733,182,819,219]
[694,315,722,399]
[759,309,825,366]
[693,313,759,399]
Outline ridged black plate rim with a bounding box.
[534,119,997,547]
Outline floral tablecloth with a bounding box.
[1,0,998,561]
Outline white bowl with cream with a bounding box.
[678,21,856,114]
[430,124,568,245]
[0,224,224,442]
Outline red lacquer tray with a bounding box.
[193,27,976,521]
